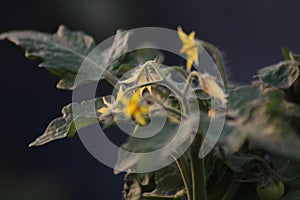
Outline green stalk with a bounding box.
[190,134,207,200]
[173,155,193,200]
[141,189,186,200]
[198,40,227,87]
[141,196,176,200]
[222,172,242,200]
[103,70,119,86]
[125,61,202,200]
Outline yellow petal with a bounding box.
[139,86,152,96]
[177,26,199,72]
[188,31,195,39]
[128,102,138,116]
[116,86,124,103]
[179,45,193,54]
[177,26,189,43]
[126,91,139,116]
[131,91,140,103]
[139,106,149,114]
[102,97,111,107]
[134,112,147,126]
[146,86,152,94]
[191,49,199,65]
[98,107,108,114]
[186,59,192,73]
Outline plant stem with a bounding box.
[173,155,193,200]
[223,165,251,200]
[190,134,207,200]
[141,189,186,200]
[198,40,227,87]
[141,196,176,200]
[251,155,273,175]
[222,172,242,200]
[103,71,119,86]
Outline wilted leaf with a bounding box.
[29,98,105,147]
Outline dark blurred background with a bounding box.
[1,0,300,199]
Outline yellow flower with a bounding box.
[177,26,199,72]
[98,85,150,126]
[98,86,124,119]
[123,90,149,126]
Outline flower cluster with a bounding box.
[98,27,226,126]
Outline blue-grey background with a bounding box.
[1,0,300,199]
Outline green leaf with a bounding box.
[233,183,259,200]
[116,63,137,78]
[224,85,300,161]
[281,48,292,60]
[162,66,188,78]
[291,52,300,63]
[226,86,260,118]
[271,156,300,188]
[29,98,104,147]
[282,100,300,119]
[0,25,130,89]
[257,60,299,89]
[281,189,300,200]
[219,86,258,154]
[230,87,300,161]
[123,164,184,200]
[206,160,231,199]
[123,174,144,200]
[150,164,183,195]
[204,151,217,180]
[113,49,161,78]
[114,115,197,173]
[219,124,247,154]
[217,146,252,172]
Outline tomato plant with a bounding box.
[1,26,300,200]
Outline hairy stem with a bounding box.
[198,40,227,87]
[141,189,186,200]
[141,196,176,200]
[222,172,242,200]
[190,134,207,200]
[103,71,119,86]
[173,155,193,200]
